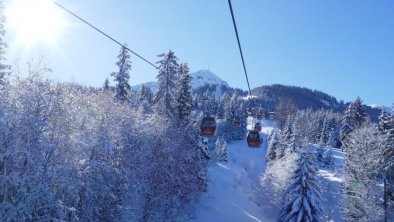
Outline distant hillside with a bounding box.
[250,84,380,122]
[251,84,343,111]
[131,73,381,122]
[131,81,158,92]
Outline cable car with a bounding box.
[200,116,216,136]
[254,122,262,132]
[247,131,262,148]
[233,118,241,127]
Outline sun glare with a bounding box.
[7,0,64,47]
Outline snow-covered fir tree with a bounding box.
[0,0,10,86]
[202,89,217,117]
[340,97,367,147]
[216,93,226,119]
[378,108,390,135]
[281,114,293,143]
[103,77,110,91]
[266,127,279,163]
[176,63,193,123]
[352,97,367,127]
[138,84,153,104]
[381,106,394,216]
[279,148,322,222]
[215,137,228,162]
[319,115,330,146]
[111,45,132,102]
[342,124,382,221]
[153,50,179,119]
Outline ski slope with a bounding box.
[194,120,274,222]
[194,119,348,221]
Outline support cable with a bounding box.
[53,1,158,69]
[227,0,252,96]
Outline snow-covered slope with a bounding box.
[194,119,347,222]
[131,70,228,93]
[194,120,274,222]
[190,70,229,89]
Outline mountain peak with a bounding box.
[132,69,229,93]
[190,70,229,89]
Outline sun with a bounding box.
[6,0,64,47]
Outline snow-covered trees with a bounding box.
[176,63,193,123]
[260,150,299,208]
[153,50,179,119]
[111,45,132,102]
[342,124,382,221]
[138,84,153,113]
[215,137,228,162]
[379,106,394,221]
[279,148,322,222]
[340,97,367,147]
[267,128,279,163]
[0,0,10,86]
[0,69,208,221]
[281,114,293,143]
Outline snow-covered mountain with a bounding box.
[190,70,229,89]
[131,70,229,93]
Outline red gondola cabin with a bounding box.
[200,117,216,136]
[247,131,262,148]
[233,118,241,127]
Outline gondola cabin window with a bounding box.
[200,117,216,136]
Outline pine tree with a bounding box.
[153,50,179,119]
[0,0,10,86]
[216,97,225,119]
[378,108,389,135]
[267,128,279,163]
[138,84,153,104]
[353,97,367,127]
[343,125,382,221]
[282,114,293,143]
[176,63,192,123]
[340,103,356,146]
[103,78,110,91]
[279,148,322,222]
[203,90,217,117]
[340,97,367,147]
[319,116,329,146]
[111,45,132,102]
[382,106,394,218]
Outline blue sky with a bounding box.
[4,0,394,106]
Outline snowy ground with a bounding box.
[193,120,273,222]
[318,148,346,222]
[193,119,348,222]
